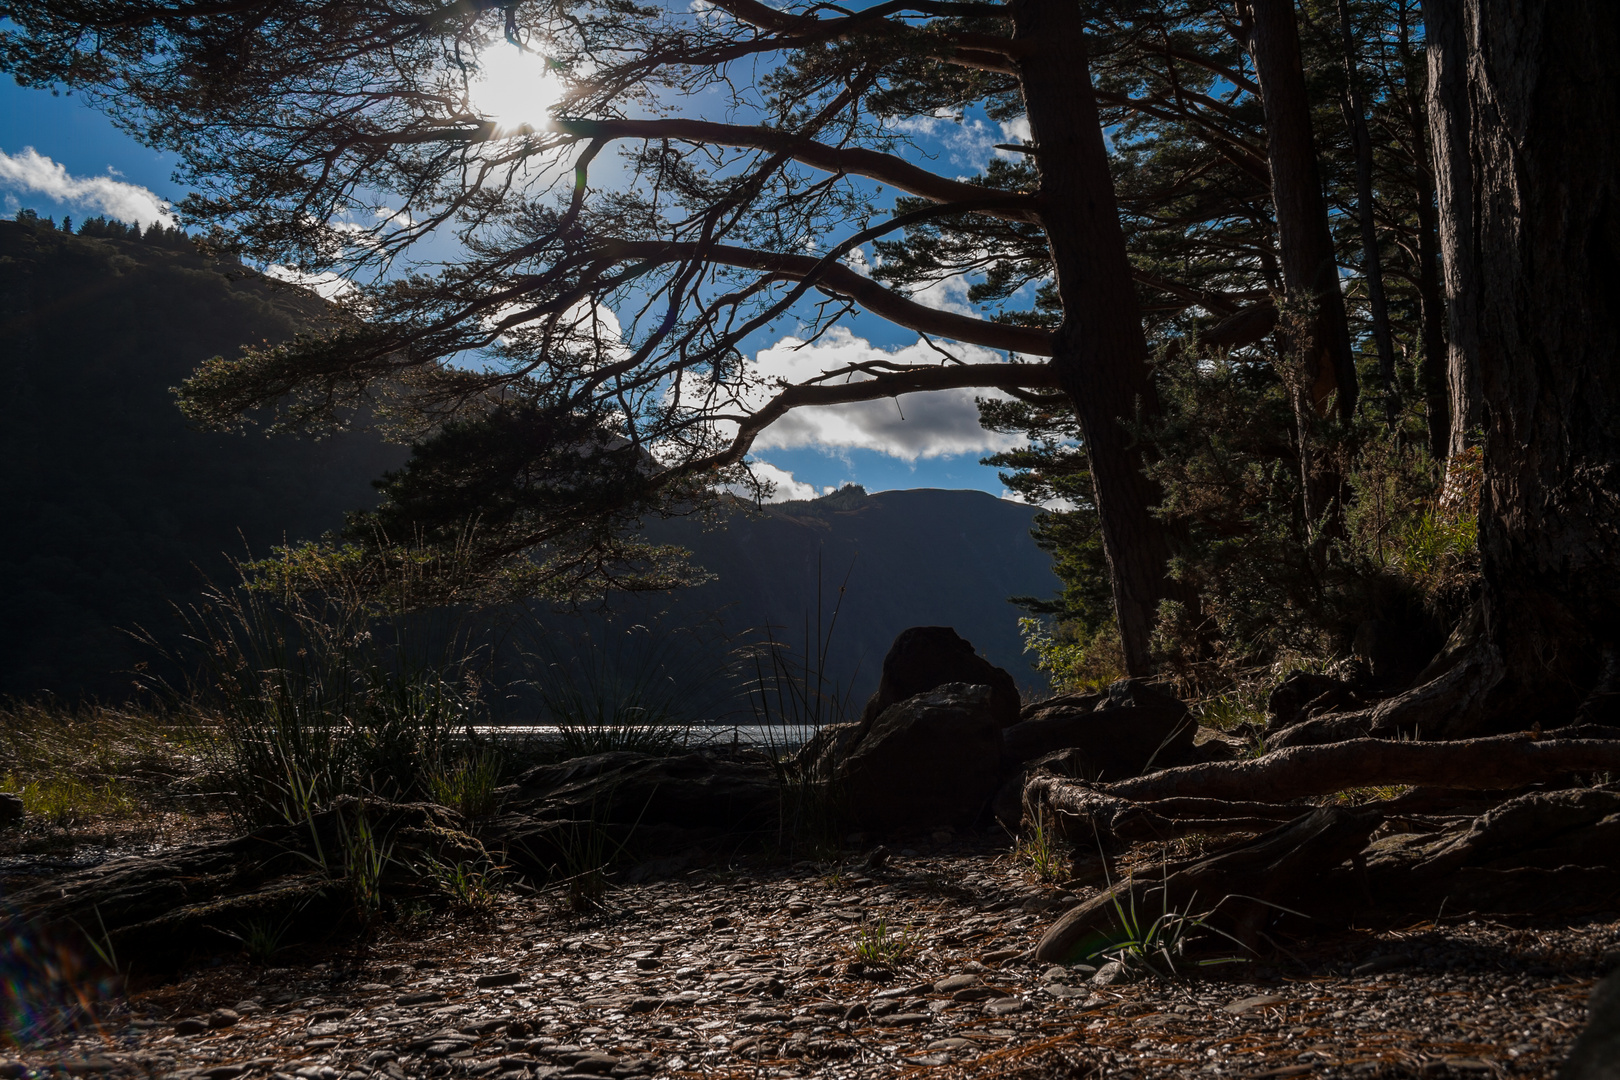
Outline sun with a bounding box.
[474,44,561,136]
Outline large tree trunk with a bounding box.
[1245,0,1360,528]
[1466,0,1620,708]
[1402,13,1452,462]
[1013,0,1191,675]
[1319,0,1619,738]
[1335,0,1399,423]
[1423,0,1482,460]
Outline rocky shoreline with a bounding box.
[3,835,1611,1080]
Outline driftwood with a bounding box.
[1034,806,1382,963]
[1023,723,1620,943]
[1099,732,1620,804]
[1022,782,1306,847]
[1,800,485,968]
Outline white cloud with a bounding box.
[908,273,976,316]
[743,326,1024,461]
[886,114,1000,170]
[996,115,1033,160]
[729,461,819,503]
[263,263,356,301]
[0,147,174,228]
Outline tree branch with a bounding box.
[691,359,1060,474]
[554,118,1039,223]
[591,239,1058,355]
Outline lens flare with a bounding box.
[474,45,561,136]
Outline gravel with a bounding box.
[3,838,1613,1078]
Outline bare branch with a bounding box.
[555,118,1039,222]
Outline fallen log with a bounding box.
[1034,806,1382,963]
[1022,780,1306,848]
[1100,732,1620,804]
[1,800,485,969]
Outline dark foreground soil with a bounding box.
[3,834,1611,1080]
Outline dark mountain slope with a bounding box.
[0,218,1057,702]
[642,485,1060,701]
[0,219,406,697]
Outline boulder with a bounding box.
[1560,968,1620,1080]
[1265,670,1362,735]
[0,792,22,826]
[1002,678,1195,779]
[858,627,1020,730]
[482,749,782,872]
[839,683,1003,831]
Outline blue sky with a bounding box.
[0,73,1030,502]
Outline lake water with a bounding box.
[471,724,825,749]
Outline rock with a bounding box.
[933,974,980,994]
[1091,961,1126,986]
[1003,678,1194,778]
[1265,671,1358,734]
[565,1053,620,1074]
[838,684,1004,831]
[0,793,22,826]
[475,971,523,988]
[1561,970,1620,1080]
[485,750,781,874]
[207,1008,241,1029]
[174,1018,208,1035]
[984,997,1027,1016]
[1223,994,1290,1014]
[857,627,1021,731]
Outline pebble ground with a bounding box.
[4,837,1612,1080]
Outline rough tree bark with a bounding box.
[1423,0,1482,460]
[1245,0,1360,527]
[1400,10,1452,461]
[1013,0,1193,675]
[1335,0,1399,422]
[1287,0,1620,741]
[1467,0,1620,715]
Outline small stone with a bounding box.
[634,957,661,970]
[174,1018,209,1036]
[378,965,412,982]
[476,971,523,988]
[202,1068,245,1080]
[0,1062,24,1080]
[984,997,1027,1017]
[881,1013,931,1026]
[1223,994,1289,1015]
[908,1053,951,1066]
[786,901,812,916]
[208,1008,241,1029]
[710,916,732,930]
[1091,961,1126,986]
[738,1010,789,1025]
[564,1053,620,1075]
[397,992,446,1006]
[981,947,1022,963]
[952,986,1008,1002]
[933,974,980,994]
[1352,954,1411,976]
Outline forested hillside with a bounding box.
[0,217,1055,700]
[0,218,406,697]
[647,485,1059,701]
